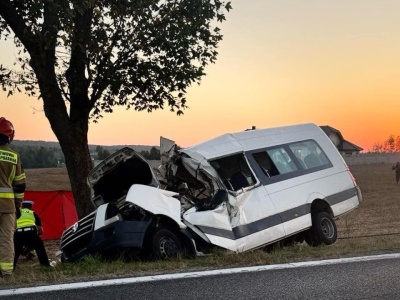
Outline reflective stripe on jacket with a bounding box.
[0,145,26,212]
[0,261,13,273]
[17,208,36,229]
[0,187,14,199]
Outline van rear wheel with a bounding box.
[306,211,337,246]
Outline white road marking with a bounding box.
[2,253,400,296]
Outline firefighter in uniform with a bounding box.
[14,200,51,268]
[0,117,26,277]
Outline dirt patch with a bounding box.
[336,163,400,238]
[25,168,71,191]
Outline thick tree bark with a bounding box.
[43,4,94,218]
[58,125,94,219]
[49,110,94,219]
[32,60,94,218]
[27,20,94,218]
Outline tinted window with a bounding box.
[289,140,331,170]
[248,139,332,184]
[267,148,298,175]
[252,147,298,177]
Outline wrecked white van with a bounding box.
[60,123,362,262]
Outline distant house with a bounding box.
[320,125,363,156]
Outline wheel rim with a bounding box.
[159,236,179,259]
[320,217,334,239]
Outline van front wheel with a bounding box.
[306,212,337,246]
[150,228,182,260]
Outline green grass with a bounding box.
[3,235,400,289]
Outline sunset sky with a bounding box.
[1,0,400,152]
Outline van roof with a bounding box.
[182,123,325,160]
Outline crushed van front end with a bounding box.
[60,201,154,262]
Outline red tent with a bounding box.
[24,191,78,240]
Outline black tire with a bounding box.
[149,228,182,260]
[305,211,337,247]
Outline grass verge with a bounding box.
[2,234,400,289]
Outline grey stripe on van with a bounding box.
[196,226,236,240]
[232,214,282,239]
[196,187,358,240]
[326,187,358,206]
[279,204,311,223]
[197,213,281,240]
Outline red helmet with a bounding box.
[0,117,15,142]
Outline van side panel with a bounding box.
[184,187,286,252]
[244,132,361,238]
[279,214,310,238]
[330,193,360,217]
[234,223,291,252]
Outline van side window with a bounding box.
[267,148,298,175]
[252,148,298,176]
[210,153,256,191]
[289,140,331,170]
[252,152,278,177]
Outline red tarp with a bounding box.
[24,191,78,240]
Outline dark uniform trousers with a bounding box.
[14,227,50,268]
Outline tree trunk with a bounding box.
[46,105,94,219]
[43,93,94,218]
[31,60,94,219]
[45,101,94,219]
[59,129,94,219]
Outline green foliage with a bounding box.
[95,146,111,160]
[11,145,62,168]
[0,0,231,217]
[0,0,232,119]
[140,146,160,160]
[11,142,159,167]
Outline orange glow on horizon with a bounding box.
[2,1,400,153]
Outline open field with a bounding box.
[25,168,71,191]
[25,163,400,239]
[2,163,400,288]
[26,163,400,261]
[336,163,400,239]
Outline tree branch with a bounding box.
[0,0,38,53]
[66,3,93,114]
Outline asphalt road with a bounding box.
[2,255,399,300]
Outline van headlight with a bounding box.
[118,202,149,221]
